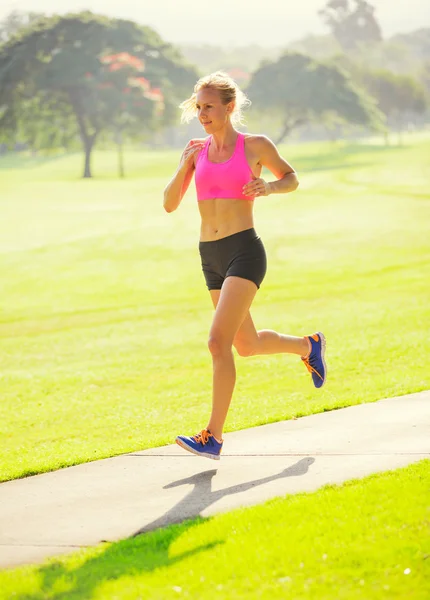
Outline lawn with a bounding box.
[0,459,428,599]
[1,135,429,482]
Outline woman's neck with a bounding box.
[210,124,238,152]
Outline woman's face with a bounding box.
[196,88,233,133]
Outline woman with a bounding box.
[163,72,326,460]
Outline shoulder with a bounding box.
[243,133,293,175]
[181,137,208,154]
[243,133,277,152]
[186,137,208,147]
[243,134,281,162]
[185,137,209,169]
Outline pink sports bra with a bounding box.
[194,133,255,201]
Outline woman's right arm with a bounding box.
[163,140,205,213]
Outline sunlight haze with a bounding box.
[1,0,429,46]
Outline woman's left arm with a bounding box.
[242,136,299,198]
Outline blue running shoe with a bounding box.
[176,429,223,460]
[301,332,327,388]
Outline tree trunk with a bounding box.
[68,90,98,179]
[274,117,307,145]
[83,135,96,178]
[393,111,403,146]
[325,125,339,143]
[383,130,390,146]
[117,131,125,178]
[274,121,292,145]
[397,120,403,146]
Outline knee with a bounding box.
[207,334,232,357]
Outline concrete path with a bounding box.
[0,391,429,570]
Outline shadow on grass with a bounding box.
[15,457,314,599]
[294,159,372,173]
[18,520,219,600]
[0,142,407,176]
[0,152,78,170]
[292,143,407,173]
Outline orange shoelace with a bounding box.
[192,429,211,445]
[301,357,324,381]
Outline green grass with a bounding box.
[1,459,428,599]
[1,136,430,482]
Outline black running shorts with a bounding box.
[199,228,267,290]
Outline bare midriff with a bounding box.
[198,197,255,241]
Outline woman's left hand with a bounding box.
[242,178,271,197]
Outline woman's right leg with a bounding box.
[234,313,310,358]
[230,310,326,388]
[210,292,309,359]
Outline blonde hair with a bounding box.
[179,71,251,126]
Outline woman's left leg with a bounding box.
[175,276,257,459]
[205,276,258,440]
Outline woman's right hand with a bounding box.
[179,139,205,171]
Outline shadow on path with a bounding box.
[135,456,315,535]
[15,457,315,600]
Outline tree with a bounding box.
[287,33,341,60]
[246,52,383,144]
[359,69,428,142]
[83,51,165,177]
[391,28,430,63]
[0,9,43,43]
[319,0,382,52]
[0,12,197,177]
[283,28,430,78]
[421,61,430,95]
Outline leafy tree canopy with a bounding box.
[246,52,383,143]
[319,0,382,52]
[0,11,198,177]
[329,54,429,119]
[0,9,43,43]
[391,28,430,62]
[359,69,428,119]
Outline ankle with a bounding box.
[301,336,311,359]
[207,427,223,443]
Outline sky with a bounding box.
[1,0,429,47]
